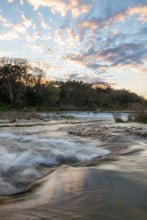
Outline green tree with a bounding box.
[0,62,27,106]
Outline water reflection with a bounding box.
[0,166,147,220]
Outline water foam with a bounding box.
[0,127,110,195]
[0,131,110,171]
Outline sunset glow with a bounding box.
[0,0,147,98]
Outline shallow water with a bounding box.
[0,112,147,219]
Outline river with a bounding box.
[0,112,147,220]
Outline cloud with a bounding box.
[0,30,19,41]
[67,73,109,84]
[0,51,12,57]
[77,3,147,41]
[63,44,108,71]
[44,48,53,54]
[124,63,147,76]
[37,12,50,30]
[105,5,147,26]
[64,40,147,75]
[98,43,146,66]
[26,44,54,57]
[0,13,27,34]
[27,0,68,16]
[106,12,126,25]
[86,63,108,71]
[63,47,108,71]
[25,32,41,42]
[55,28,63,44]
[0,15,27,37]
[0,14,12,27]
[66,27,75,40]
[127,5,147,22]
[25,31,52,43]
[141,27,147,35]
[60,25,81,47]
[66,72,91,81]
[27,44,45,51]
[33,61,60,71]
[27,0,92,17]
[70,1,92,18]
[78,20,99,32]
[63,53,87,66]
[7,0,14,3]
[20,0,24,5]
[13,23,26,33]
[41,20,49,29]
[21,13,32,28]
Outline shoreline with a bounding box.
[0,110,147,125]
[0,109,146,116]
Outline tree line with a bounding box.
[0,57,146,111]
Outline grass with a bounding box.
[130,112,147,123]
[0,102,9,111]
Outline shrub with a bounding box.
[130,111,147,123]
[113,111,147,123]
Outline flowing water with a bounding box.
[0,112,147,220]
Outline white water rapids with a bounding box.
[0,113,111,195]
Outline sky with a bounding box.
[0,0,147,98]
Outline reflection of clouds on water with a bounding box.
[34,166,86,205]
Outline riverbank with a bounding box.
[0,110,147,125]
